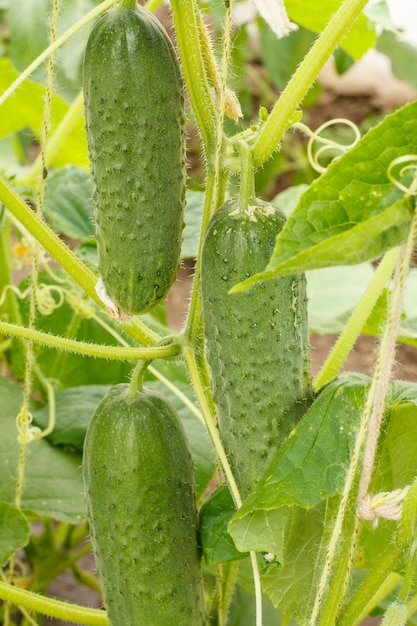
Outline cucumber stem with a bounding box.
[238,140,256,213]
[0,581,108,625]
[129,359,150,396]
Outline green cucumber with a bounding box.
[83,4,186,315]
[83,384,205,625]
[200,197,313,497]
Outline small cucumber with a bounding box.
[83,384,205,625]
[200,198,313,497]
[83,4,186,315]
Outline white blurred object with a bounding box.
[319,0,417,108]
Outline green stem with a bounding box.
[337,545,402,626]
[183,343,242,508]
[170,0,217,156]
[0,0,118,107]
[0,212,21,324]
[129,359,150,396]
[252,0,369,168]
[0,581,108,625]
[0,174,159,346]
[238,140,256,212]
[184,167,228,345]
[0,321,180,360]
[314,247,400,390]
[317,501,358,626]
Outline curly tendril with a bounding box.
[36,283,65,316]
[297,118,361,174]
[387,154,417,196]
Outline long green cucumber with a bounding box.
[83,384,205,625]
[83,4,186,315]
[200,197,313,497]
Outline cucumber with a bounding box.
[83,4,186,315]
[83,384,205,625]
[200,198,313,497]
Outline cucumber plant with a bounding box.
[0,0,417,625]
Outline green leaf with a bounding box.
[0,376,85,523]
[43,166,95,241]
[199,485,248,565]
[229,374,371,556]
[0,502,30,567]
[286,0,377,59]
[32,385,111,452]
[0,58,88,169]
[233,100,417,290]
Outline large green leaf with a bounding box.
[286,0,377,59]
[228,374,370,557]
[0,376,85,523]
[234,100,417,290]
[0,502,30,567]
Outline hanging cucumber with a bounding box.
[83,3,186,315]
[200,193,313,498]
[83,384,205,625]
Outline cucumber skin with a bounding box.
[201,198,313,497]
[83,5,186,315]
[83,385,205,625]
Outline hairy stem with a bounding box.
[252,0,369,168]
[0,321,180,360]
[0,582,108,625]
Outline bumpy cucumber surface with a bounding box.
[201,198,313,497]
[83,4,186,315]
[83,384,205,625]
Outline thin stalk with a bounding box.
[238,140,256,212]
[252,0,369,168]
[337,547,402,626]
[129,359,150,396]
[170,0,217,156]
[184,167,228,344]
[0,581,108,625]
[183,344,263,625]
[0,321,180,360]
[183,343,241,508]
[314,247,400,390]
